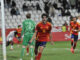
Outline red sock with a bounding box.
[35,55,38,60]
[26,47,29,53]
[73,43,77,49]
[37,52,42,60]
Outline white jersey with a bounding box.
[7,31,15,41]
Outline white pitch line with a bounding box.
[6,48,80,53]
[45,48,80,51]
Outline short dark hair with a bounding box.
[41,13,48,18]
[26,13,31,18]
[72,17,77,20]
[18,25,21,28]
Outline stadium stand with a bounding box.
[0,0,80,32]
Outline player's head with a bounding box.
[41,13,48,24]
[18,25,21,28]
[26,13,31,19]
[70,16,73,22]
[72,17,77,22]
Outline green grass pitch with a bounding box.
[0,41,80,60]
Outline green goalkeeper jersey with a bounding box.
[21,19,36,36]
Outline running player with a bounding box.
[70,17,74,48]
[6,30,17,50]
[20,13,35,60]
[29,13,53,60]
[70,17,79,53]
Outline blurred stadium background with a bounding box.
[0,0,80,60]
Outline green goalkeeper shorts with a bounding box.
[22,35,35,46]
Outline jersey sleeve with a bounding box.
[35,24,39,31]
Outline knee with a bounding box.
[39,47,44,53]
[30,46,34,48]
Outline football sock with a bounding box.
[30,47,34,57]
[37,52,42,60]
[11,45,13,49]
[26,47,29,53]
[21,48,25,59]
[73,43,77,49]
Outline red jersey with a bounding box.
[70,21,74,34]
[36,22,52,42]
[16,28,22,37]
[71,22,79,35]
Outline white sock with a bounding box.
[20,58,22,60]
[31,57,33,60]
[11,45,13,49]
[26,53,29,55]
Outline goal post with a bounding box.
[1,0,7,60]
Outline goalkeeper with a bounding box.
[20,13,35,60]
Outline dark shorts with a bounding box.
[35,41,47,47]
[74,35,78,42]
[71,34,74,38]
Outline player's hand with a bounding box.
[29,40,32,44]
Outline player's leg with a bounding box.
[71,34,74,47]
[10,41,14,50]
[17,37,21,47]
[20,45,26,60]
[36,42,47,60]
[26,44,29,55]
[36,46,44,60]
[70,34,74,53]
[34,41,39,60]
[30,45,34,60]
[6,41,11,46]
[6,37,12,46]
[73,41,77,49]
[73,35,78,50]
[35,41,39,56]
[71,35,78,53]
[20,36,28,60]
[29,35,35,60]
[26,35,32,56]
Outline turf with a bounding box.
[0,45,3,60]
[0,41,80,60]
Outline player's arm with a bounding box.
[72,23,79,32]
[49,23,54,45]
[50,32,54,45]
[29,31,37,43]
[72,29,79,32]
